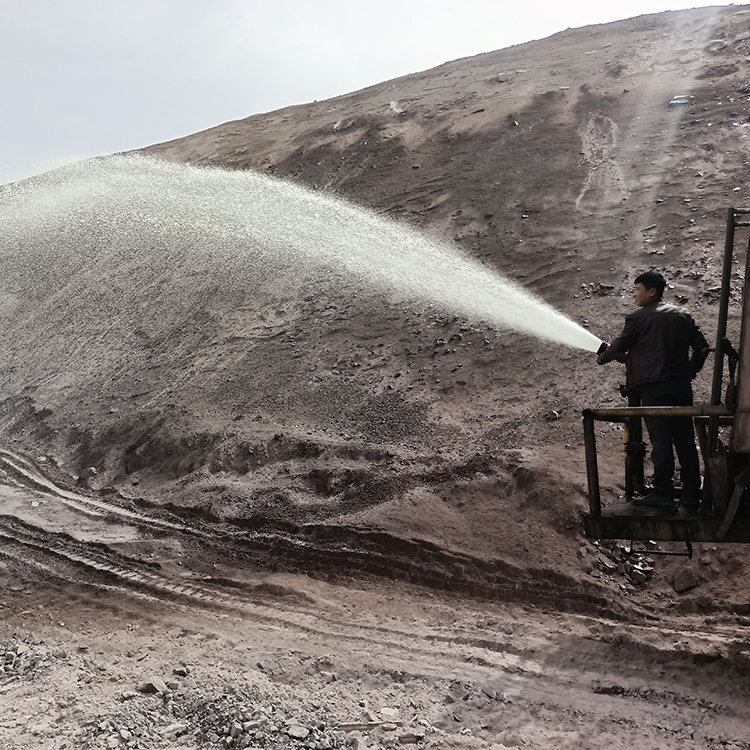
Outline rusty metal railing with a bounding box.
[582,405,732,516]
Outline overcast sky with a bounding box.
[0,1,721,185]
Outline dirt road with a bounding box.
[2,466,750,750]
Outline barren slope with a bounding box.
[3,5,750,615]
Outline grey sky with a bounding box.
[1,1,718,185]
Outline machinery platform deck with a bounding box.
[584,502,750,543]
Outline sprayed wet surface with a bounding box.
[0,155,602,353]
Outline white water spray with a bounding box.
[1,155,602,352]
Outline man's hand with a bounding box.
[597,339,628,365]
[611,336,628,364]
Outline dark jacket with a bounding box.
[597,300,709,388]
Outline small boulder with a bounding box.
[399,733,426,745]
[137,676,168,694]
[630,569,648,585]
[346,731,367,750]
[673,565,699,593]
[682,598,700,614]
[696,594,713,609]
[287,725,309,740]
[159,722,189,740]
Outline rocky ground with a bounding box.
[2,513,750,750]
[3,4,750,748]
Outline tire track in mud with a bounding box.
[3,452,748,656]
[1,513,742,693]
[0,449,204,535]
[3,483,750,747]
[0,514,548,686]
[0,516,224,605]
[227,521,626,618]
[4,514,748,750]
[0,448,630,621]
[2,508,741,661]
[0,505,610,639]
[0,447,626,618]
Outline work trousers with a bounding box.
[638,380,701,498]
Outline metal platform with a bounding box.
[581,209,750,544]
[584,502,750,543]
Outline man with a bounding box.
[597,271,710,508]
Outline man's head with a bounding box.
[633,271,666,307]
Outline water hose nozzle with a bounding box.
[596,341,608,356]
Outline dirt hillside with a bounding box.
[3,8,750,748]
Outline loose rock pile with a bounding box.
[0,636,55,683]
[74,664,438,749]
[581,540,657,590]
[80,679,342,749]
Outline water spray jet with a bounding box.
[1,155,604,353]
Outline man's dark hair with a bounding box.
[635,271,666,298]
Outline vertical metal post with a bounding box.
[624,421,633,499]
[628,390,645,496]
[707,208,736,456]
[583,410,601,516]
